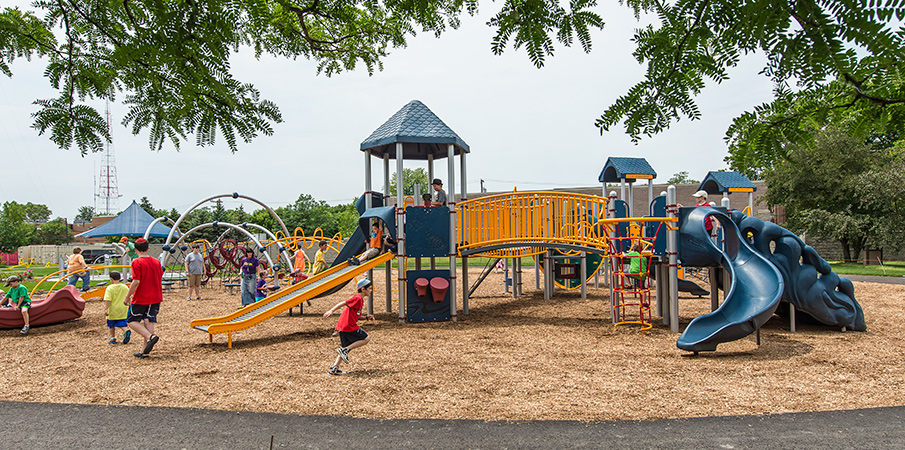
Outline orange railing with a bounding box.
[457,191,613,258]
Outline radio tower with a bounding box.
[96,101,122,215]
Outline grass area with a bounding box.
[828,260,905,277]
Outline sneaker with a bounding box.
[196,297,202,300]
[108,337,117,344]
[337,347,350,364]
[328,366,346,375]
[122,330,131,345]
[133,352,149,359]
[348,258,360,266]
[187,297,192,301]
[20,325,29,335]
[142,334,159,355]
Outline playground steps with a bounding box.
[190,252,395,347]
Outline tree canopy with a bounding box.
[762,126,901,261]
[3,1,903,159]
[389,168,430,196]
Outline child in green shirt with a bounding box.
[3,276,31,334]
[103,271,131,344]
[625,240,649,284]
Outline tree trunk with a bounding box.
[852,237,867,262]
[840,238,852,262]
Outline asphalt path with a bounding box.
[2,401,903,449]
[843,274,905,285]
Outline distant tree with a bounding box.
[665,171,698,185]
[210,200,229,223]
[854,150,905,253]
[389,168,430,196]
[248,208,279,234]
[75,205,96,222]
[276,194,338,236]
[229,204,249,225]
[36,218,71,245]
[331,202,360,238]
[764,127,889,261]
[0,202,35,252]
[23,202,52,223]
[138,197,157,217]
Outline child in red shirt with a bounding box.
[323,278,374,375]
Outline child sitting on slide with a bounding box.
[349,223,385,265]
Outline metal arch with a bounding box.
[239,222,294,269]
[143,216,184,241]
[168,222,274,268]
[160,194,290,266]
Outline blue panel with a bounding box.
[646,196,667,256]
[405,206,450,258]
[613,199,630,253]
[406,270,452,323]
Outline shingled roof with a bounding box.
[598,157,657,183]
[698,171,757,194]
[360,100,469,160]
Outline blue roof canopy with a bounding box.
[360,100,469,160]
[75,200,175,238]
[598,157,657,183]
[698,171,757,194]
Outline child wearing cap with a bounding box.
[323,278,374,375]
[3,276,31,334]
[103,271,131,344]
[125,237,164,358]
[431,178,447,207]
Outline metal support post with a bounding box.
[365,151,374,314]
[448,144,457,322]
[395,143,406,322]
[580,251,587,299]
[534,255,540,290]
[667,185,679,332]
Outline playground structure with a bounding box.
[180,100,865,352]
[13,100,857,353]
[0,285,86,329]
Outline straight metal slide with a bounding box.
[675,207,784,352]
[190,252,395,347]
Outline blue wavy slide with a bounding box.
[675,207,785,352]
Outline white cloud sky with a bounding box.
[0,2,774,221]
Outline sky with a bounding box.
[0,2,775,222]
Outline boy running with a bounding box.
[323,278,374,375]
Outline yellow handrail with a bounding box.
[31,264,131,297]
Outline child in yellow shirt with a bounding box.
[103,272,131,344]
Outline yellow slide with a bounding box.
[190,252,395,348]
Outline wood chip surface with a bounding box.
[1,269,901,421]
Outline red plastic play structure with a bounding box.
[0,285,86,329]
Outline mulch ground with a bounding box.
[1,269,902,422]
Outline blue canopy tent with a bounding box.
[75,200,175,238]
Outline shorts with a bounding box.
[360,247,380,261]
[255,296,265,302]
[107,319,128,328]
[127,303,160,323]
[17,303,30,310]
[338,328,368,348]
[187,274,203,287]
